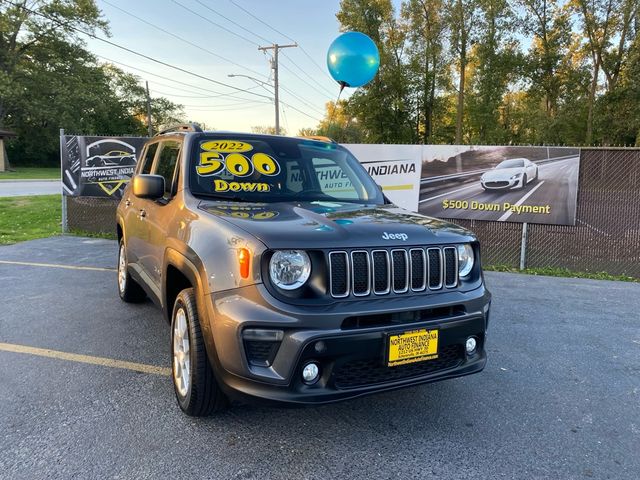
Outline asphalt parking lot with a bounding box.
[0,236,639,479]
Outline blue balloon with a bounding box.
[327,32,380,88]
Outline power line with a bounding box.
[98,55,270,102]
[168,0,261,48]
[279,84,325,116]
[148,89,228,99]
[279,99,322,123]
[7,1,273,101]
[280,51,337,98]
[228,0,296,43]
[174,0,333,117]
[180,101,271,108]
[192,0,273,45]
[281,103,290,133]
[278,60,335,100]
[101,0,268,80]
[186,103,273,112]
[227,0,336,84]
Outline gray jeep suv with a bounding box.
[116,124,491,416]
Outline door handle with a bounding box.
[125,198,131,207]
[139,209,147,219]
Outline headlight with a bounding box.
[457,244,474,278]
[510,172,523,180]
[269,250,311,290]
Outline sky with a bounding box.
[86,0,359,135]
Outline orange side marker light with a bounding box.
[238,248,251,279]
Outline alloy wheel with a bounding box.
[173,308,191,397]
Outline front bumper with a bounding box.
[203,284,491,405]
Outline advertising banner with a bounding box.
[417,145,580,225]
[344,144,422,211]
[61,135,148,198]
[61,134,580,225]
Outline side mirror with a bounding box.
[132,174,165,199]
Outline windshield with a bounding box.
[496,159,525,169]
[189,135,384,204]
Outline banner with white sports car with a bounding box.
[61,135,579,225]
[347,144,580,226]
[61,135,147,197]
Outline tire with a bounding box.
[117,239,146,303]
[534,169,539,182]
[171,288,227,416]
[520,174,528,190]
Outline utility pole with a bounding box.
[258,43,297,135]
[145,81,153,137]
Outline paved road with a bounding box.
[0,180,61,197]
[420,156,580,224]
[0,237,638,479]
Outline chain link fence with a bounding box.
[446,148,640,278]
[65,196,119,235]
[64,148,640,279]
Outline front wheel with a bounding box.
[520,174,528,190]
[117,239,146,303]
[171,288,227,416]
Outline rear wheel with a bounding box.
[117,239,146,303]
[171,288,227,416]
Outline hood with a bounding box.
[198,201,475,249]
[482,167,524,181]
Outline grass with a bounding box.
[485,265,639,283]
[0,195,61,245]
[0,167,60,180]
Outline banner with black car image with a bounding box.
[61,135,148,198]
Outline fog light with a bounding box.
[465,337,477,354]
[302,362,320,384]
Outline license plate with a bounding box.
[387,329,438,367]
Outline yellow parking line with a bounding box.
[0,342,171,376]
[0,260,116,272]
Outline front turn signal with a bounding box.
[238,248,251,279]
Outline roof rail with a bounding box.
[299,135,337,143]
[156,123,203,136]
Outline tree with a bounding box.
[445,0,480,143]
[315,100,365,143]
[336,0,414,143]
[251,126,287,135]
[518,0,575,142]
[466,0,519,143]
[0,1,184,165]
[401,0,448,143]
[571,0,639,143]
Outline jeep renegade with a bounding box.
[116,124,491,416]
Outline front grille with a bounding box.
[391,250,408,293]
[329,247,458,298]
[351,251,370,296]
[484,181,509,187]
[333,344,463,389]
[329,251,349,297]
